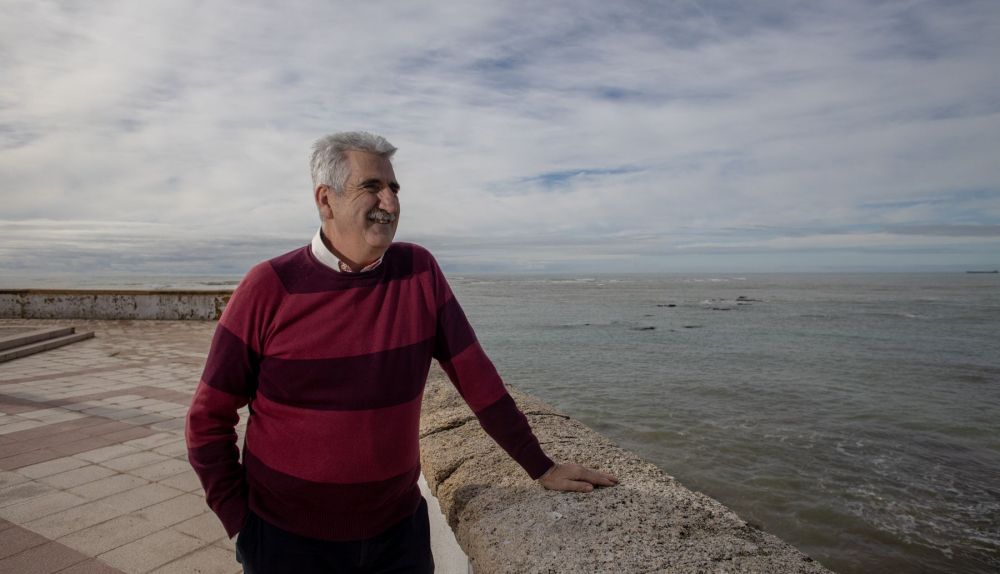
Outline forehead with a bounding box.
[344,151,396,182]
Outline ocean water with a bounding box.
[449,273,1000,574]
[6,271,998,572]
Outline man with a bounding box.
[186,131,618,573]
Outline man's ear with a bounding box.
[315,185,334,219]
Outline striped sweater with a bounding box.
[185,242,554,541]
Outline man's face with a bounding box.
[317,150,400,265]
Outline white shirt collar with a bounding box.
[311,228,383,273]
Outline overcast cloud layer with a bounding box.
[2,0,999,276]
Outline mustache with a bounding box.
[367,208,396,222]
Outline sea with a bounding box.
[6,272,999,573]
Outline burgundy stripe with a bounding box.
[476,393,555,479]
[258,338,434,410]
[201,324,259,396]
[244,448,422,541]
[264,280,437,360]
[433,295,477,361]
[245,393,421,483]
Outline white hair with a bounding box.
[310,132,397,195]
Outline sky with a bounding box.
[1,0,999,276]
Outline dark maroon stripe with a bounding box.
[244,448,422,541]
[201,324,259,397]
[187,440,249,536]
[257,338,434,410]
[269,243,426,294]
[476,393,555,479]
[433,295,477,361]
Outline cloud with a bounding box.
[1,0,999,275]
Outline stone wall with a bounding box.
[0,290,231,321]
[418,367,833,574]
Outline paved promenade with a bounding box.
[0,320,237,573]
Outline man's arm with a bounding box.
[185,263,282,537]
[426,253,618,491]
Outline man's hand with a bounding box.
[537,463,619,492]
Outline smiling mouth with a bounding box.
[367,209,396,224]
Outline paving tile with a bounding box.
[117,398,161,408]
[97,483,184,513]
[99,427,156,443]
[0,523,49,559]
[25,499,126,539]
[40,465,117,490]
[81,406,119,417]
[78,421,135,438]
[67,474,148,502]
[104,408,148,421]
[51,558,125,573]
[18,408,85,424]
[0,481,57,509]
[152,440,188,459]
[2,420,92,442]
[0,447,62,470]
[129,459,191,482]
[0,490,87,523]
[212,536,236,552]
[146,402,182,413]
[131,493,207,528]
[51,436,118,457]
[105,395,145,405]
[58,514,161,556]
[0,438,47,458]
[0,419,46,435]
[31,429,106,450]
[120,413,172,426]
[159,470,202,493]
[150,419,186,432]
[98,529,204,574]
[74,445,141,464]
[0,540,89,573]
[148,545,240,574]
[0,470,28,489]
[101,452,171,472]
[173,512,227,543]
[121,433,180,450]
[19,456,91,479]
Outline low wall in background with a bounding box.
[0,290,232,320]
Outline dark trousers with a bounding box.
[236,497,435,574]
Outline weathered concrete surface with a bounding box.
[419,369,833,574]
[0,290,232,321]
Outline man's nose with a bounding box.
[378,187,399,213]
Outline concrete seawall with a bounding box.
[419,370,832,573]
[0,290,231,321]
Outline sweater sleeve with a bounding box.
[185,262,283,537]
[427,254,555,479]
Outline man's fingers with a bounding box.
[575,468,618,487]
[560,480,593,493]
